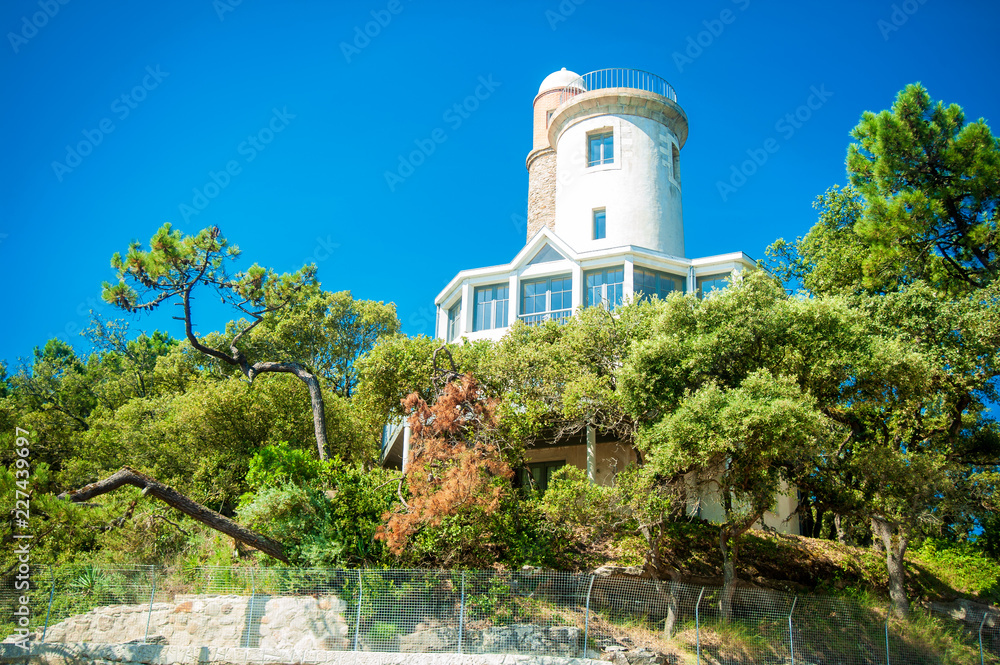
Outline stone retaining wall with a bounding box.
[5,596,586,659]
[0,642,606,665]
[36,595,350,651]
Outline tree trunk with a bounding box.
[58,467,289,563]
[834,513,847,543]
[799,494,815,538]
[718,510,762,623]
[719,527,737,623]
[871,517,910,618]
[250,362,329,461]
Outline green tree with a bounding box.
[102,224,331,459]
[770,84,1000,296]
[620,274,838,618]
[83,316,177,408]
[800,282,1000,617]
[767,84,1000,617]
[257,289,400,398]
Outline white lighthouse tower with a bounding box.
[528,68,688,257]
[433,67,753,344]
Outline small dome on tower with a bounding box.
[538,67,584,95]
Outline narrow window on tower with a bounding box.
[588,130,614,166]
[672,144,681,185]
[593,208,606,240]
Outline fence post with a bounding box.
[41,568,55,644]
[979,612,988,665]
[788,596,797,665]
[244,569,256,650]
[695,586,705,665]
[352,570,363,652]
[884,606,891,665]
[143,566,157,644]
[457,572,466,655]
[582,574,595,659]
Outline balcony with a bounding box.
[558,68,677,106]
[519,309,572,326]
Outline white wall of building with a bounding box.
[553,114,684,257]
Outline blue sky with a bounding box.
[2,0,999,365]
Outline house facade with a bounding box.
[382,67,799,535]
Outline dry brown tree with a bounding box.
[377,348,513,556]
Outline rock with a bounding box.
[593,565,646,578]
[399,627,458,653]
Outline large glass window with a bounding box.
[585,266,624,310]
[588,131,614,166]
[520,274,572,325]
[473,284,509,332]
[593,209,606,240]
[635,267,685,301]
[697,272,731,299]
[520,460,565,495]
[447,301,461,341]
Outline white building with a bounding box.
[433,67,754,344]
[384,67,798,535]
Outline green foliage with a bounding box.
[620,272,839,575]
[539,466,622,540]
[237,462,397,567]
[366,621,400,642]
[244,441,322,490]
[538,465,671,551]
[402,495,560,569]
[243,289,401,399]
[912,539,1000,600]
[103,224,314,314]
[771,84,1000,297]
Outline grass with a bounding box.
[601,520,1000,607]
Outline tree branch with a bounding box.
[58,467,288,562]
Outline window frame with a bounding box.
[472,283,510,332]
[634,267,686,301]
[521,460,566,495]
[584,265,625,310]
[519,274,573,325]
[587,130,614,167]
[593,208,607,240]
[697,272,732,299]
[446,301,461,341]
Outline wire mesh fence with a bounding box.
[1,565,997,664]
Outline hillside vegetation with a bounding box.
[1,82,999,649]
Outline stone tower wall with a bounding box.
[526,148,556,241]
